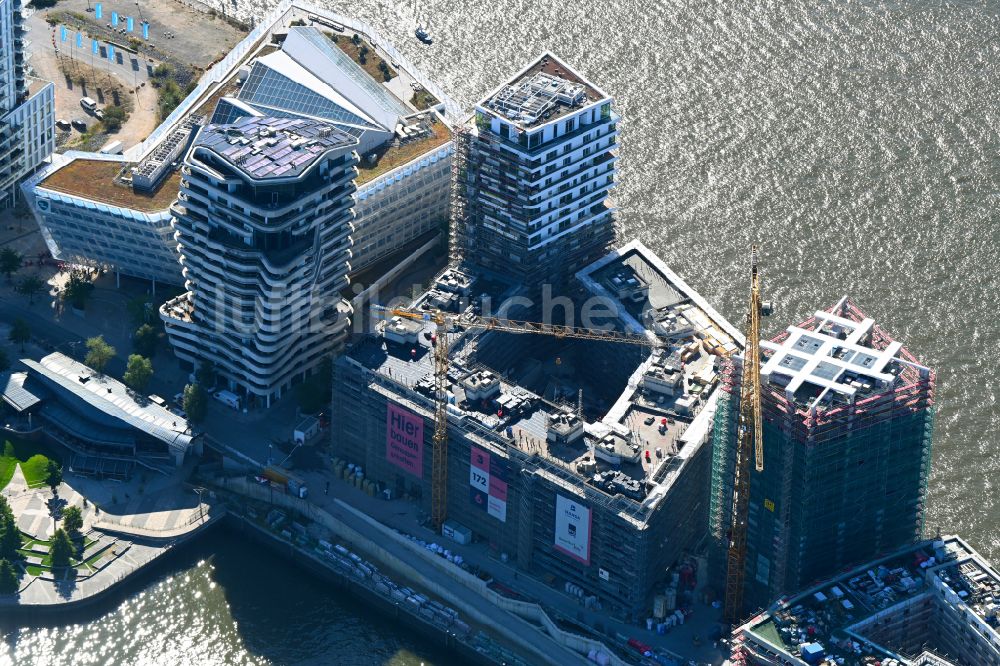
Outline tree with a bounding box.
[49,528,72,568]
[0,347,8,373]
[63,270,95,310]
[8,318,30,352]
[0,559,17,594]
[126,295,154,326]
[123,354,153,392]
[15,275,45,304]
[0,514,20,561]
[84,336,115,373]
[351,33,361,45]
[62,505,83,534]
[0,494,13,524]
[101,105,126,132]
[0,248,21,281]
[133,324,158,357]
[45,459,62,492]
[183,383,207,422]
[195,360,216,389]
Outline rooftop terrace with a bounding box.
[38,159,182,213]
[356,115,451,185]
[480,53,608,129]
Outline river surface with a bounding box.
[0,529,458,665]
[8,0,1000,663]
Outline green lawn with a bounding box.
[20,454,51,488]
[1,439,62,489]
[0,456,15,490]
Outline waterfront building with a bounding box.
[710,298,936,617]
[0,0,54,208]
[733,535,1000,666]
[1,352,199,476]
[160,116,358,407]
[24,3,454,284]
[451,52,619,292]
[332,240,742,619]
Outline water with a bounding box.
[0,529,456,665]
[10,0,1000,662]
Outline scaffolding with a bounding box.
[448,119,615,291]
[710,299,936,615]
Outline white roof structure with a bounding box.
[761,296,931,409]
[222,26,411,151]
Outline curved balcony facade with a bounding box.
[160,117,360,407]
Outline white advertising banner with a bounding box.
[554,494,591,565]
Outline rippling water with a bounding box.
[0,530,454,665]
[9,0,1000,661]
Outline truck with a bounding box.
[99,139,124,155]
[213,389,240,410]
[262,465,308,498]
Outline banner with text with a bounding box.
[386,404,423,478]
[554,494,591,565]
[469,446,508,522]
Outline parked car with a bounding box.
[94,108,105,120]
[173,392,185,408]
[55,119,71,130]
[71,119,87,131]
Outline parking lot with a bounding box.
[24,0,246,153]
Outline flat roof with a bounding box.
[194,116,357,181]
[760,296,931,411]
[32,3,458,214]
[736,536,999,666]
[479,52,609,129]
[38,159,182,213]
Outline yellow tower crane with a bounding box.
[373,305,658,533]
[724,245,772,625]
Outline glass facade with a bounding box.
[239,62,377,128]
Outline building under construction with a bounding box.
[732,535,1000,666]
[710,297,936,617]
[449,52,619,292]
[332,240,742,619]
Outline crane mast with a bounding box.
[430,313,450,532]
[725,245,766,625]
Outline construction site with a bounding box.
[332,240,742,620]
[710,296,937,617]
[732,535,1000,666]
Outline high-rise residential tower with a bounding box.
[710,297,935,616]
[1,0,53,207]
[160,116,358,407]
[451,52,619,291]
